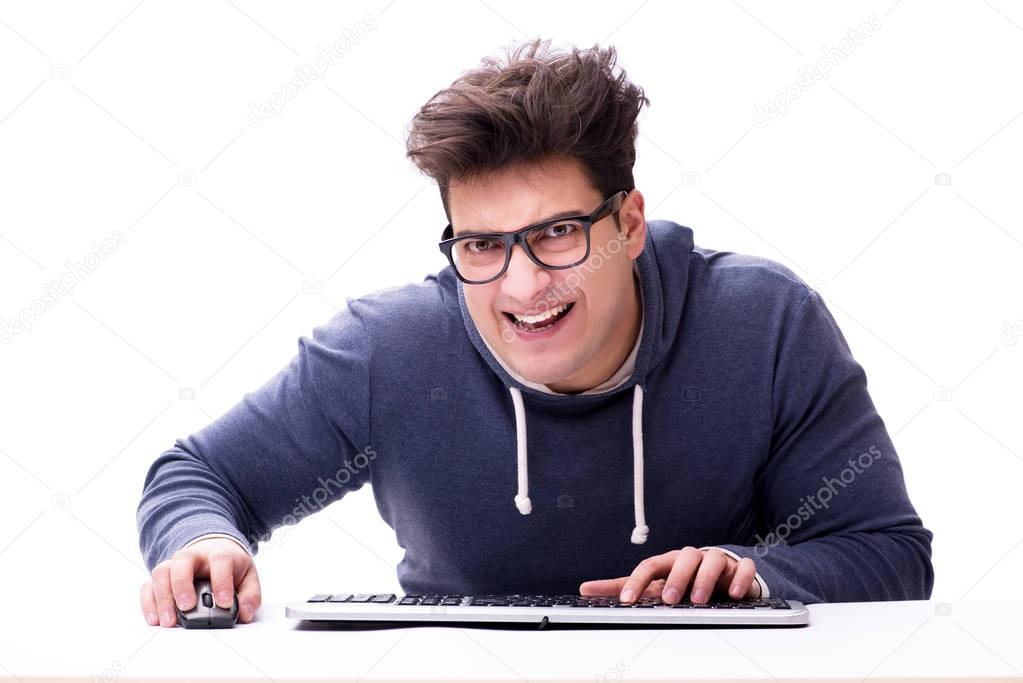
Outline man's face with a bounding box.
[447,157,646,392]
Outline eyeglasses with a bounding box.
[438,190,628,285]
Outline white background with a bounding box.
[1,0,1021,651]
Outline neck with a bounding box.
[546,269,642,394]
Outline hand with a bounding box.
[140,537,261,627]
[579,546,761,604]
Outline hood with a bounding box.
[454,219,696,545]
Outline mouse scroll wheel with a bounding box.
[202,593,213,608]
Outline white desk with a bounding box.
[2,599,1021,681]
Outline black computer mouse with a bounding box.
[176,578,239,628]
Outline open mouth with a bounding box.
[502,302,576,333]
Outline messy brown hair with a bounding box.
[406,38,649,220]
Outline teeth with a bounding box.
[512,304,569,325]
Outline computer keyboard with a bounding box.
[285,592,810,627]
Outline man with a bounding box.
[138,39,933,627]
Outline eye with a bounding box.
[541,222,579,239]
[465,238,499,254]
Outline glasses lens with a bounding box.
[526,220,588,267]
[452,235,507,283]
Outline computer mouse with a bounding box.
[176,578,239,628]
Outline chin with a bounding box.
[507,354,578,386]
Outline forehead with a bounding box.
[448,158,601,234]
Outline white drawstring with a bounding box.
[507,384,648,544]
[510,386,532,514]
[630,384,648,544]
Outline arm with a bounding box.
[715,289,934,604]
[182,533,252,555]
[136,302,374,572]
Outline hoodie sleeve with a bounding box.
[136,302,373,572]
[714,288,934,604]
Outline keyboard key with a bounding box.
[307,594,332,603]
[327,593,353,603]
[397,597,420,605]
[370,594,396,603]
[348,594,375,603]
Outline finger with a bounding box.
[660,546,703,604]
[139,581,159,626]
[169,552,198,612]
[579,576,666,598]
[726,557,759,599]
[236,566,262,623]
[207,551,237,609]
[689,549,728,604]
[579,578,628,596]
[150,562,178,628]
[640,579,667,598]
[618,552,676,603]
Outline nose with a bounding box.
[499,243,551,306]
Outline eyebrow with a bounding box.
[453,209,585,237]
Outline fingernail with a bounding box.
[146,612,158,626]
[161,611,174,626]
[620,589,635,602]
[663,588,680,603]
[217,591,232,607]
[692,588,707,603]
[240,604,252,621]
[731,584,743,598]
[177,592,192,607]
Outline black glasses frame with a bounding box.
[438,190,628,285]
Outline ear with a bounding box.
[619,189,647,260]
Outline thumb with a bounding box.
[234,563,262,623]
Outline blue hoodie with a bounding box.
[137,220,934,604]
